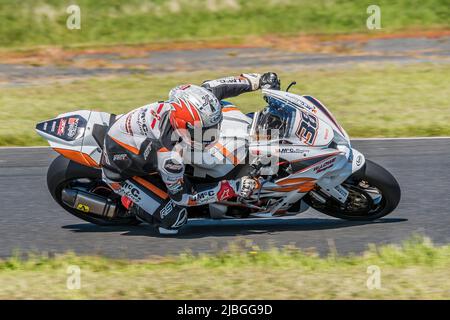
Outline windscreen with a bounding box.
[254,100,297,140]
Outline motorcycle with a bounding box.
[35,82,401,228]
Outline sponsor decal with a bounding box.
[43,122,48,131]
[143,141,152,160]
[167,180,183,195]
[178,84,191,90]
[207,77,245,88]
[356,155,363,166]
[334,185,349,199]
[164,159,183,174]
[217,180,236,201]
[103,150,111,166]
[160,200,176,219]
[151,103,165,129]
[191,190,215,205]
[125,112,135,135]
[67,117,79,138]
[292,96,315,112]
[219,77,244,84]
[209,113,221,123]
[57,118,67,136]
[51,121,56,132]
[137,110,149,135]
[113,153,128,161]
[76,203,90,213]
[278,147,309,154]
[314,157,336,173]
[171,208,188,228]
[150,109,161,121]
[121,182,142,202]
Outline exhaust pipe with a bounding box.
[61,188,119,219]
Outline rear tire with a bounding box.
[47,155,141,226]
[305,159,401,221]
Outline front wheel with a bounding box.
[305,159,401,221]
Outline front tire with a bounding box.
[305,159,401,221]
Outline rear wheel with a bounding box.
[47,155,141,226]
[305,159,401,221]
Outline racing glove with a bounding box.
[260,72,281,90]
[239,176,260,199]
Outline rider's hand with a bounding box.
[239,176,259,199]
[260,72,281,90]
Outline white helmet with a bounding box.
[168,84,222,150]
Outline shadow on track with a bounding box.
[62,217,407,239]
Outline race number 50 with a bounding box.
[296,112,318,145]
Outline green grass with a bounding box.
[1,63,449,146]
[0,0,448,49]
[1,236,449,299]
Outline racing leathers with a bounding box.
[101,72,280,233]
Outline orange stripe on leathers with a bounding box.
[110,136,140,155]
[132,176,168,199]
[222,107,239,112]
[53,148,99,168]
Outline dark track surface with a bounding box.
[0,138,449,258]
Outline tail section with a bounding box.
[35,110,113,168]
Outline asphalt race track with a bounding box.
[0,138,449,258]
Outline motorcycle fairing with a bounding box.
[261,89,353,145]
[248,90,367,208]
[35,110,112,168]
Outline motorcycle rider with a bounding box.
[101,72,281,234]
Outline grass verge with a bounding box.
[1,236,449,299]
[1,63,449,146]
[1,0,449,49]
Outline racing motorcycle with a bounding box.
[35,83,401,228]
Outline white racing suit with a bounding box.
[101,73,262,232]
